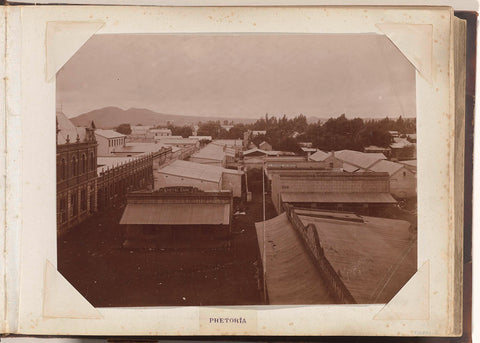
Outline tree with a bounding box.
[115,123,132,135]
[197,121,226,139]
[168,125,193,138]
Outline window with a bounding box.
[60,158,66,180]
[80,189,87,211]
[59,197,67,223]
[71,191,78,216]
[81,154,86,174]
[90,152,95,171]
[403,171,407,177]
[71,156,78,176]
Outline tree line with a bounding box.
[115,114,415,153]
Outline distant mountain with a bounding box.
[70,107,258,128]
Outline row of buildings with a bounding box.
[56,113,202,235]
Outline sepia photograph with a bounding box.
[55,33,418,307]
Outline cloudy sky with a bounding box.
[57,34,416,119]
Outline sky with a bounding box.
[57,34,416,119]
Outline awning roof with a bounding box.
[120,203,230,225]
[281,192,397,204]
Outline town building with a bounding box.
[107,142,173,167]
[333,150,387,172]
[256,205,416,304]
[363,145,391,156]
[189,142,235,167]
[300,147,317,158]
[119,187,233,249]
[308,151,343,169]
[96,153,156,211]
[390,137,416,160]
[270,171,397,215]
[366,159,416,198]
[400,160,417,173]
[258,141,273,151]
[264,158,342,184]
[56,112,98,234]
[151,128,172,138]
[155,160,244,197]
[189,135,213,142]
[94,129,127,156]
[131,125,153,136]
[57,113,167,234]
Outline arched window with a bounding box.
[90,152,95,171]
[81,154,86,174]
[72,156,78,176]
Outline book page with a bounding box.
[9,5,463,336]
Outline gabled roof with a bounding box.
[191,143,227,161]
[243,148,280,156]
[335,150,386,169]
[368,159,406,176]
[308,150,330,162]
[401,160,417,168]
[94,129,126,139]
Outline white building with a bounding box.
[150,128,172,138]
[94,129,127,156]
[155,160,244,197]
[367,159,416,198]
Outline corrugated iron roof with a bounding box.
[94,129,126,139]
[342,162,361,173]
[97,156,139,173]
[298,213,416,303]
[281,192,397,204]
[255,213,333,304]
[243,148,280,156]
[401,160,417,168]
[308,150,330,162]
[158,160,242,182]
[158,160,223,182]
[191,143,226,161]
[368,159,406,176]
[335,150,386,169]
[120,203,230,225]
[211,139,243,147]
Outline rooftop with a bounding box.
[242,148,281,156]
[56,112,88,144]
[112,142,170,154]
[335,150,386,169]
[367,159,406,176]
[157,160,242,183]
[191,142,233,161]
[97,156,140,173]
[298,212,416,303]
[281,192,397,204]
[308,150,331,162]
[255,213,334,304]
[94,129,126,139]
